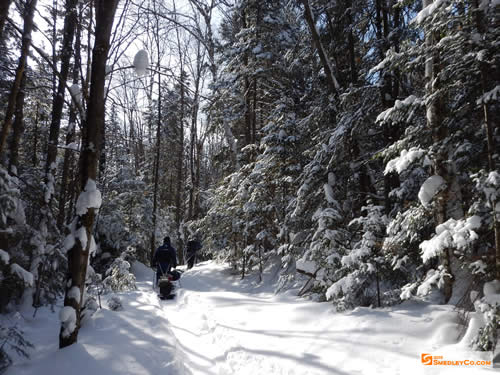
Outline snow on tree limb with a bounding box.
[418,175,446,208]
[10,263,34,286]
[133,50,149,76]
[420,216,481,263]
[384,147,430,175]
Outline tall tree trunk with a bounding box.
[241,9,252,147]
[251,2,260,144]
[32,102,40,167]
[174,7,186,260]
[175,69,185,263]
[423,0,453,302]
[51,0,58,97]
[58,5,83,230]
[376,0,400,214]
[299,0,339,96]
[188,60,201,220]
[59,0,119,348]
[45,0,79,203]
[473,0,500,279]
[194,139,203,218]
[9,73,26,172]
[0,0,13,42]
[56,113,76,230]
[150,51,162,265]
[0,0,38,157]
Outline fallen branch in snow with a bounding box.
[296,268,317,279]
[297,267,321,297]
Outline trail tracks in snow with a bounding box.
[160,262,493,375]
[6,261,495,375]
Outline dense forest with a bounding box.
[0,0,499,368]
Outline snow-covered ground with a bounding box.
[5,261,496,374]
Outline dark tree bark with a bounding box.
[45,0,79,199]
[375,0,401,214]
[58,5,83,230]
[59,0,119,348]
[188,50,201,220]
[0,0,38,157]
[346,2,357,85]
[0,0,13,42]
[32,102,40,167]
[151,22,162,264]
[299,0,339,96]
[8,73,26,172]
[173,10,186,261]
[150,77,161,264]
[175,69,186,263]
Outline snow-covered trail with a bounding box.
[5,261,495,375]
[164,262,494,375]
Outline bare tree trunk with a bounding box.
[173,4,186,261]
[194,139,203,218]
[188,58,201,220]
[56,115,76,230]
[150,29,162,264]
[32,102,40,167]
[58,5,83,229]
[8,73,26,172]
[0,0,38,157]
[175,68,186,262]
[299,0,339,95]
[45,0,79,203]
[59,0,119,348]
[51,0,58,97]
[150,81,161,264]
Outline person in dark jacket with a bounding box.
[185,238,202,270]
[152,236,177,285]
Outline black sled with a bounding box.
[157,270,181,300]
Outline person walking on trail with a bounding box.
[152,236,177,285]
[186,238,202,270]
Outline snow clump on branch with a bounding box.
[133,50,149,76]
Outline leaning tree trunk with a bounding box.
[299,0,339,96]
[59,0,119,349]
[0,0,38,158]
[423,0,453,302]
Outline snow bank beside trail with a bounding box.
[130,260,153,281]
[6,275,183,375]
